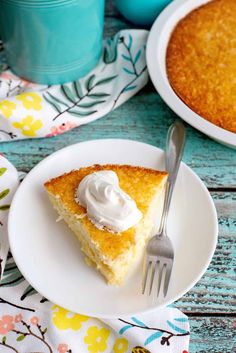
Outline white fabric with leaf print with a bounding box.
[0,30,148,142]
[0,156,190,353]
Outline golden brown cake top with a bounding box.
[45,164,167,260]
[166,0,236,133]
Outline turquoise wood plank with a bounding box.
[176,192,236,314]
[1,86,236,187]
[189,317,236,353]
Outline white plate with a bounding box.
[8,139,218,318]
[146,0,236,149]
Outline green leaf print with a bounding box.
[123,67,135,75]
[0,205,10,210]
[17,335,26,342]
[128,34,133,50]
[46,73,116,121]
[43,94,62,113]
[3,261,19,273]
[61,85,76,103]
[134,49,142,64]
[78,100,106,108]
[0,188,10,200]
[122,54,132,62]
[124,85,137,92]
[0,271,24,287]
[1,258,24,287]
[21,284,37,300]
[88,93,110,98]
[73,80,83,98]
[0,167,7,177]
[86,74,96,91]
[46,92,70,108]
[96,75,117,86]
[69,109,97,117]
[2,336,6,344]
[103,35,119,64]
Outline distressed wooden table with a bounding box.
[1,2,236,352]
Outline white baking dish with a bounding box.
[146,0,236,149]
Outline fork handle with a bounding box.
[158,121,186,235]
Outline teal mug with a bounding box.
[115,0,172,26]
[0,0,105,84]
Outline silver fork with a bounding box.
[142,121,186,297]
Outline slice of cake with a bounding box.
[44,164,168,285]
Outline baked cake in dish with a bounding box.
[166,0,236,133]
[44,164,168,286]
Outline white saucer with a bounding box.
[8,139,218,318]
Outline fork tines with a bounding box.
[142,258,172,297]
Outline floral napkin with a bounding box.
[0,153,190,353]
[0,30,148,142]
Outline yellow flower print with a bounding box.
[16,92,42,110]
[52,305,89,330]
[0,100,16,118]
[113,338,129,353]
[84,326,110,353]
[12,116,42,137]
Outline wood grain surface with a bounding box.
[0,1,235,352]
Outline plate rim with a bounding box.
[8,138,218,318]
[146,0,236,149]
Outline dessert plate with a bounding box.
[146,0,236,149]
[8,139,218,318]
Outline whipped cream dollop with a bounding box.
[76,171,142,233]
